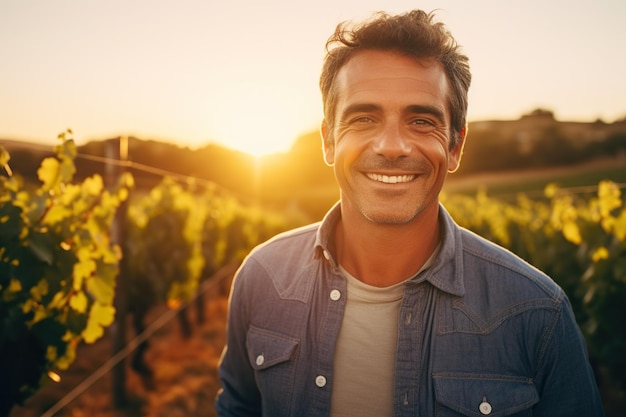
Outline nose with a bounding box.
[371,122,412,160]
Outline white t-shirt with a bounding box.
[330,253,437,417]
[329,268,409,417]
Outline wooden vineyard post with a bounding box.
[106,136,129,408]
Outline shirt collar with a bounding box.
[314,202,465,297]
[420,205,465,297]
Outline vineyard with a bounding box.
[1,134,303,417]
[1,135,625,416]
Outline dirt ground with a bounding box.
[9,267,235,417]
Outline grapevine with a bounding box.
[0,131,132,413]
[122,177,299,380]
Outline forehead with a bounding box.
[334,50,450,112]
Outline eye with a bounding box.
[351,116,375,124]
[410,118,434,126]
[409,118,437,132]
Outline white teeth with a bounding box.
[367,173,415,184]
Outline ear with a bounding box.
[448,124,467,173]
[321,120,335,166]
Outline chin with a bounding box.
[359,199,437,225]
[362,210,419,225]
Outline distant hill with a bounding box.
[458,109,626,174]
[3,108,626,219]
[1,132,337,219]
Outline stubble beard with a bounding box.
[340,155,442,225]
[357,195,435,225]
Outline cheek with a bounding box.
[419,136,450,163]
[333,136,362,164]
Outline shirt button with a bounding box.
[255,355,265,366]
[315,375,327,387]
[330,289,341,301]
[479,400,492,415]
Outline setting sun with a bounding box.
[206,108,311,157]
[200,77,321,157]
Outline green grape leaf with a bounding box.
[58,157,76,184]
[4,278,22,297]
[81,302,115,343]
[54,342,76,370]
[614,209,626,241]
[82,175,103,196]
[56,138,77,160]
[69,291,88,313]
[73,247,97,290]
[48,290,68,309]
[29,278,49,302]
[42,204,71,225]
[37,157,60,190]
[119,172,134,190]
[85,263,116,305]
[59,183,80,206]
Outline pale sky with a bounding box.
[1,0,625,156]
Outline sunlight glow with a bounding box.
[212,122,299,157]
[205,87,317,157]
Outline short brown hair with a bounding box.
[319,10,471,148]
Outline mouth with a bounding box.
[366,173,416,184]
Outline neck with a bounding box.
[336,202,441,287]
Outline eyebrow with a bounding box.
[339,103,381,120]
[405,104,446,122]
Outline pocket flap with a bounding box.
[246,326,299,371]
[433,373,539,416]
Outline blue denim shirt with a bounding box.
[216,204,603,416]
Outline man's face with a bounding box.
[322,50,465,225]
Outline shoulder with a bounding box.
[458,226,566,302]
[438,206,566,302]
[232,222,322,301]
[250,222,320,267]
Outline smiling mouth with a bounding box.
[367,173,416,184]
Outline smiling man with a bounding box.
[216,10,603,417]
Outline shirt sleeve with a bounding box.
[215,264,262,417]
[532,295,604,416]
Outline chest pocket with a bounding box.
[247,326,299,370]
[246,326,299,413]
[433,373,539,417]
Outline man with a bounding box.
[216,9,604,416]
